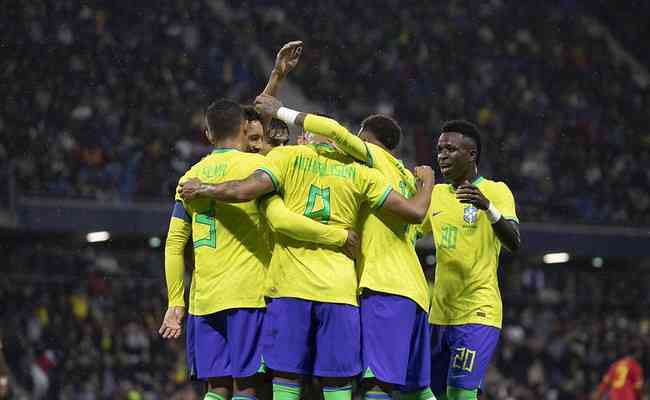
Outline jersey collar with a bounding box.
[212,147,239,154]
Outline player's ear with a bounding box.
[469,148,477,163]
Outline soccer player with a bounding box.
[418,120,521,400]
[179,113,434,400]
[159,99,358,400]
[254,94,434,400]
[592,344,644,400]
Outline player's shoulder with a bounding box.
[478,177,514,195]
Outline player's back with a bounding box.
[356,142,430,311]
[179,149,271,315]
[605,357,643,400]
[262,144,391,306]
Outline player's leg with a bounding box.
[186,312,233,400]
[400,303,435,400]
[227,307,266,400]
[313,301,362,400]
[444,324,500,400]
[430,325,451,400]
[360,291,417,400]
[262,298,315,400]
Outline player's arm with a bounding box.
[178,170,275,203]
[255,94,370,163]
[260,194,360,259]
[259,41,303,133]
[160,201,191,339]
[456,181,521,253]
[379,166,435,224]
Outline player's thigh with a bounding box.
[262,297,315,375]
[313,302,362,378]
[446,324,500,391]
[360,291,417,386]
[186,312,229,380]
[401,305,432,392]
[226,307,265,379]
[430,324,452,396]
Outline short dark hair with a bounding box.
[441,119,481,164]
[205,99,243,140]
[360,114,402,150]
[242,105,262,122]
[268,118,290,146]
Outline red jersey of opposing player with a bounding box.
[594,356,644,400]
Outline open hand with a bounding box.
[274,40,303,77]
[456,180,489,210]
[159,306,186,339]
[255,94,284,118]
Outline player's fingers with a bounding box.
[158,324,167,335]
[171,328,181,339]
[162,327,172,338]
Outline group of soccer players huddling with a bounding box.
[159,41,521,400]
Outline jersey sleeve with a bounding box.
[492,182,519,223]
[303,114,371,165]
[164,201,191,308]
[358,166,393,209]
[257,147,292,194]
[259,194,348,247]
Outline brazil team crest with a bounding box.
[464,205,478,225]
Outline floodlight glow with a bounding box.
[86,231,110,243]
[543,252,570,264]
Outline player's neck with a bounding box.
[212,138,243,151]
[452,169,479,188]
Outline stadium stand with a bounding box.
[5,1,650,224]
[3,243,649,399]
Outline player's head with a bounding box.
[204,99,246,146]
[358,114,402,151]
[437,119,481,183]
[267,118,290,147]
[242,105,265,154]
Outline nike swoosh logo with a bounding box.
[431,211,443,217]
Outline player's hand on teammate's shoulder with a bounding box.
[274,40,303,77]
[341,230,361,260]
[255,94,283,118]
[159,306,186,339]
[414,165,434,188]
[178,178,204,201]
[456,180,490,210]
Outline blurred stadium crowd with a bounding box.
[4,1,650,224]
[2,244,649,399]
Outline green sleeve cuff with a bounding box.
[374,187,393,209]
[257,167,281,193]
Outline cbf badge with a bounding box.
[464,205,478,225]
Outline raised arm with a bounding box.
[160,201,191,339]
[178,171,275,203]
[259,41,303,133]
[260,194,360,259]
[255,94,369,163]
[380,166,435,224]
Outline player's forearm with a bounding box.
[383,182,433,224]
[492,219,521,253]
[300,114,370,163]
[164,218,190,307]
[199,181,265,203]
[262,195,347,246]
[260,70,284,132]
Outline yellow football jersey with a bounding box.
[260,144,392,306]
[355,143,430,311]
[171,148,271,316]
[420,177,518,328]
